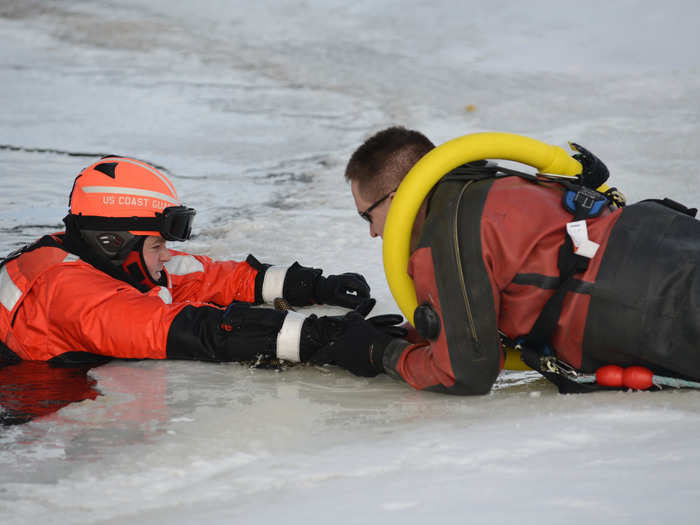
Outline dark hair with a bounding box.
[345,126,435,197]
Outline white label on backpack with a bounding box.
[566,220,599,259]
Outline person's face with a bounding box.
[142,236,171,281]
[351,178,428,253]
[351,179,395,239]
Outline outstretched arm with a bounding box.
[165,251,371,309]
[246,255,371,309]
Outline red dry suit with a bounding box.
[0,233,295,364]
[380,172,700,394]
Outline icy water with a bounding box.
[2,1,700,523]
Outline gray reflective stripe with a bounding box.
[262,266,289,303]
[0,255,79,313]
[80,186,180,205]
[275,311,306,362]
[0,266,22,312]
[111,158,178,197]
[157,287,172,304]
[164,255,204,276]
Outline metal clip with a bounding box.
[541,356,596,384]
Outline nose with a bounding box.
[159,245,172,262]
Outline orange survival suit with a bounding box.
[0,232,315,364]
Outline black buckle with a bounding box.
[563,186,608,218]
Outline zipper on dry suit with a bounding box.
[452,180,479,346]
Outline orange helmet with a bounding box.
[67,156,195,241]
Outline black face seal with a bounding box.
[79,230,139,263]
[96,232,126,255]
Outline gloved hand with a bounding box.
[366,313,408,338]
[570,142,609,189]
[299,299,376,361]
[302,299,406,376]
[281,263,371,309]
[313,272,371,309]
[321,311,405,376]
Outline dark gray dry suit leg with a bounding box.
[585,201,700,379]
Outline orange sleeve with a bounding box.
[165,250,259,305]
[390,342,459,390]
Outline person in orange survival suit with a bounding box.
[315,126,700,394]
[0,156,402,367]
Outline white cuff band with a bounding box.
[276,311,307,362]
[262,265,289,303]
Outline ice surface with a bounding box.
[1,0,700,523]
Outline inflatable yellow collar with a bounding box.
[382,132,586,371]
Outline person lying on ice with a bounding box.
[0,156,400,366]
[316,126,700,394]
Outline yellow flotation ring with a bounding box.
[383,132,591,371]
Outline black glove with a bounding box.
[313,272,371,309]
[323,311,405,377]
[365,313,408,338]
[282,263,371,309]
[302,299,406,376]
[299,299,376,361]
[570,142,609,189]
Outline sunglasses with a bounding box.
[358,188,397,223]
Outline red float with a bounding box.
[595,365,624,387]
[622,366,654,390]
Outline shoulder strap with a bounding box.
[520,183,614,391]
